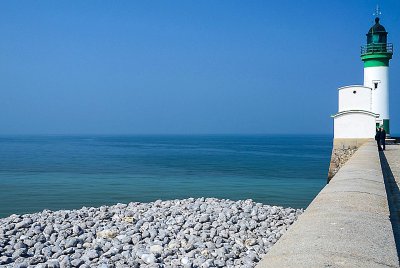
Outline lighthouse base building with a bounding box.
[332,86,379,139]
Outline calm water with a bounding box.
[0,135,332,218]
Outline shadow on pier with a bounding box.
[379,151,400,262]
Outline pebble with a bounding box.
[65,237,80,248]
[70,258,84,267]
[29,255,47,265]
[141,253,156,264]
[96,229,117,239]
[14,219,33,230]
[85,249,99,259]
[181,256,190,265]
[150,244,163,255]
[0,256,12,265]
[0,198,302,268]
[47,259,61,268]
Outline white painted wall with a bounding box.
[338,86,372,112]
[364,66,389,120]
[333,112,377,139]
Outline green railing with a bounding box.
[361,43,393,55]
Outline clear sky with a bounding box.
[1,0,399,135]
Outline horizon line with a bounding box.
[0,133,334,136]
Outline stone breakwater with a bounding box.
[327,147,358,181]
[0,198,302,268]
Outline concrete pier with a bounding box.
[257,141,399,268]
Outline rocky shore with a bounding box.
[0,198,302,268]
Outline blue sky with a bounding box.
[1,0,399,135]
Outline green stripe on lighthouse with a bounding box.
[383,119,390,134]
[361,53,392,67]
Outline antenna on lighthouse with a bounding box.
[373,5,381,18]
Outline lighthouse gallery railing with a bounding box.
[361,43,393,55]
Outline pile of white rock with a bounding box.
[0,198,302,268]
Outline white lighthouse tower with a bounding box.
[332,8,393,140]
[361,8,393,135]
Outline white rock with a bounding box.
[150,245,163,254]
[181,257,190,265]
[96,229,118,239]
[141,253,156,264]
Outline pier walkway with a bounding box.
[257,141,400,268]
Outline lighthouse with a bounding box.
[361,13,393,135]
[332,8,393,140]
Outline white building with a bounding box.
[332,15,393,139]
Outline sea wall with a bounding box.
[256,141,399,267]
[327,138,371,182]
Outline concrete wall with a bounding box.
[338,85,372,112]
[333,111,377,139]
[257,141,399,268]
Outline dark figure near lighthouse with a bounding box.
[375,128,382,151]
[380,127,386,150]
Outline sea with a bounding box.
[0,135,332,218]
